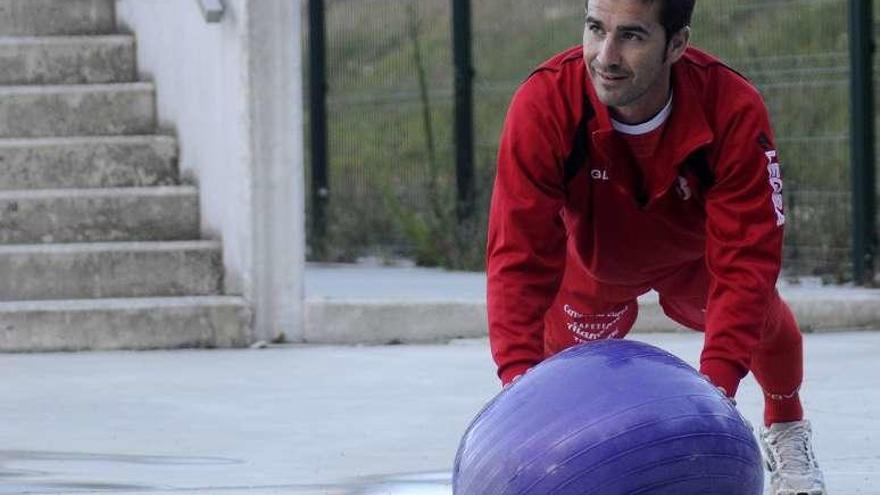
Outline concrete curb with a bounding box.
[0,296,252,351]
[304,300,487,344]
[304,287,880,344]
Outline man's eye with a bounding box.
[587,24,603,35]
[622,32,643,41]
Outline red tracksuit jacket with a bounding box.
[487,45,786,395]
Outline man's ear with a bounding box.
[666,26,691,63]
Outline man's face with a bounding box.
[583,0,683,121]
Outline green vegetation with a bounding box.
[311,0,864,279]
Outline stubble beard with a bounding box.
[590,60,668,117]
[589,64,639,108]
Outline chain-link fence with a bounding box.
[306,1,454,263]
[694,0,853,279]
[306,0,877,280]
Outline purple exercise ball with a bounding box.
[453,339,763,494]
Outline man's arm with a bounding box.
[700,81,785,397]
[487,78,570,385]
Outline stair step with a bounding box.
[0,83,155,138]
[0,296,252,351]
[0,136,178,190]
[0,0,115,37]
[0,241,222,301]
[0,186,199,243]
[0,35,135,85]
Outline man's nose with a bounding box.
[595,37,621,68]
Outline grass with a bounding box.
[310,0,868,279]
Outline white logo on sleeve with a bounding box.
[766,150,785,226]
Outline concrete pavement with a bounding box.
[1,331,878,494]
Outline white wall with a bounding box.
[115,0,305,342]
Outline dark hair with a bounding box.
[653,0,695,40]
[586,0,696,41]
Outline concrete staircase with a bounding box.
[0,0,252,351]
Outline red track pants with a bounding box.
[543,259,804,426]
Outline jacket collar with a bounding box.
[584,56,715,206]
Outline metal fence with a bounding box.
[305,0,877,281]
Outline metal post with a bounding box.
[452,0,475,223]
[848,0,877,284]
[308,0,329,255]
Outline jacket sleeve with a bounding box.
[700,84,786,397]
[486,78,570,385]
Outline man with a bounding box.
[486,0,827,493]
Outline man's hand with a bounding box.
[702,373,737,406]
[502,367,533,389]
[717,386,737,406]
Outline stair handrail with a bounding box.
[197,0,225,23]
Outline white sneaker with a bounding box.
[760,420,827,495]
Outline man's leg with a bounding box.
[657,283,806,423]
[753,293,825,494]
[657,266,825,495]
[751,292,804,426]
[542,261,643,357]
[543,297,639,357]
[653,261,804,423]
